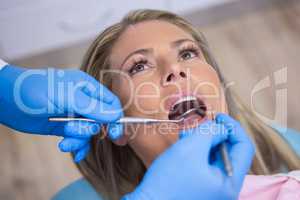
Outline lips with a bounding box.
[168,97,207,120]
[165,93,207,115]
[164,93,208,129]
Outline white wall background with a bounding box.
[0,0,234,61]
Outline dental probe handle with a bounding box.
[48,117,181,124]
[48,117,96,123]
[220,143,233,176]
[212,112,233,177]
[117,117,181,124]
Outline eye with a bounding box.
[179,45,200,61]
[128,59,150,75]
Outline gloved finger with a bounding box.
[73,144,90,163]
[206,122,228,150]
[215,113,250,143]
[107,123,124,141]
[47,121,67,136]
[64,121,100,138]
[178,120,228,156]
[209,143,230,172]
[215,113,255,181]
[179,120,226,140]
[178,124,195,139]
[73,90,123,123]
[79,71,117,104]
[178,119,219,140]
[58,137,90,152]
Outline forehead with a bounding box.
[110,20,194,68]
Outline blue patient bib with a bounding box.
[52,178,103,200]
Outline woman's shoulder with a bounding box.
[52,178,103,200]
[240,170,300,199]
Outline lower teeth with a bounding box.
[178,108,205,120]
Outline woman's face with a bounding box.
[110,20,227,166]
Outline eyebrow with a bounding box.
[120,38,198,68]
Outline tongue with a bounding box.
[168,100,206,120]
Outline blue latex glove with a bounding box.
[0,64,124,162]
[123,113,255,200]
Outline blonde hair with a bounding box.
[77,9,300,200]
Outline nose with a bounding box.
[162,65,187,86]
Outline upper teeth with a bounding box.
[171,95,197,110]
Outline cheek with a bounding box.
[190,64,220,91]
[112,74,162,117]
[189,64,227,112]
[111,73,137,110]
[131,80,161,115]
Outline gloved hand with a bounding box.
[0,64,124,162]
[122,113,255,200]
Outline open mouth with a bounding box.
[168,96,207,121]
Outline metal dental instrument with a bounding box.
[212,112,233,177]
[48,107,201,124]
[48,116,184,124]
